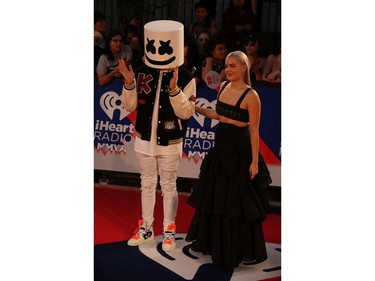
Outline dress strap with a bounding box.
[235,88,251,107]
[217,81,230,99]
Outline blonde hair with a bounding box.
[225,50,251,87]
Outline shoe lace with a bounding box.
[134,223,153,239]
[135,227,146,236]
[163,231,175,242]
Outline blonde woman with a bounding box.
[186,51,272,269]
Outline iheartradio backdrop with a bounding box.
[94,79,281,186]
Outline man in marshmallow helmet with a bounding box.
[119,20,196,252]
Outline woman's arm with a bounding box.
[195,80,228,119]
[97,67,121,86]
[96,55,122,86]
[261,54,274,81]
[201,57,213,84]
[251,62,263,81]
[262,54,281,82]
[247,89,261,180]
[265,70,281,83]
[195,105,219,119]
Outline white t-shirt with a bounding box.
[96,46,133,75]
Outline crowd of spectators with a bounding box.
[94,0,281,88]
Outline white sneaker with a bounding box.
[162,223,176,252]
[127,219,154,246]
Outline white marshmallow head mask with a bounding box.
[144,20,184,69]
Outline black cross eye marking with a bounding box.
[158,40,173,55]
[145,38,176,66]
[146,38,156,54]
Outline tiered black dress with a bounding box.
[185,84,273,269]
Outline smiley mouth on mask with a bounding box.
[146,55,176,65]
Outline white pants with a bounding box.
[136,152,180,231]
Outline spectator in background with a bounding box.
[94,11,107,47]
[201,36,228,87]
[128,18,142,30]
[207,18,219,38]
[195,29,211,66]
[184,34,201,86]
[119,17,142,42]
[221,0,258,52]
[94,11,107,71]
[262,44,281,83]
[200,0,217,22]
[119,18,143,41]
[123,24,144,70]
[240,33,266,82]
[96,30,132,86]
[189,1,210,38]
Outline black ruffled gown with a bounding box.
[185,122,273,269]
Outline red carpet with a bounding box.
[94,185,281,245]
[94,185,281,281]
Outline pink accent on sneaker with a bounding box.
[132,219,144,235]
[165,223,176,231]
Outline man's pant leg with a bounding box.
[157,153,180,230]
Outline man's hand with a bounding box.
[119,59,134,83]
[169,65,179,91]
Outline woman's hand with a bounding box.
[118,59,134,83]
[249,162,258,180]
[205,57,213,68]
[113,66,122,78]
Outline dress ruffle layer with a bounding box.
[186,122,272,269]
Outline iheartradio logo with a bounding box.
[193,98,218,128]
[99,91,131,121]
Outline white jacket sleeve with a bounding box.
[120,80,138,112]
[169,78,196,120]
